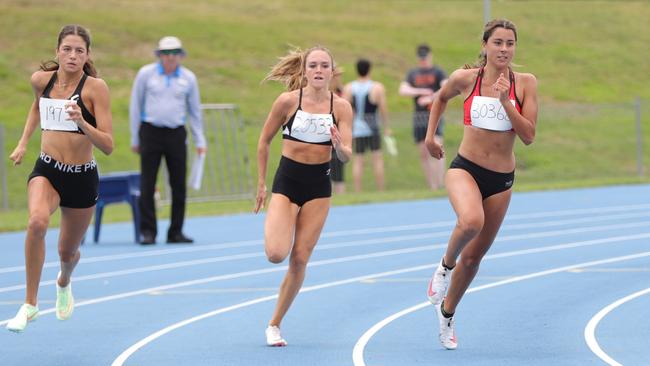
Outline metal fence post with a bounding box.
[483,0,491,25]
[635,96,643,177]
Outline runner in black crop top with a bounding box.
[41,72,96,134]
[282,87,337,146]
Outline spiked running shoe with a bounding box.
[427,258,452,306]
[56,272,74,321]
[6,304,39,333]
[436,301,458,350]
[265,325,287,347]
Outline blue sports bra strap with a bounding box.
[329,91,334,114]
[298,87,303,109]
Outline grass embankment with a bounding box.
[0,1,649,232]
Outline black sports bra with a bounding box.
[282,88,337,146]
[41,72,96,134]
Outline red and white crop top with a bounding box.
[463,68,522,131]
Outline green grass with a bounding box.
[0,0,650,232]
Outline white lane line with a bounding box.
[584,287,650,366]
[2,221,650,294]
[2,227,650,326]
[2,203,649,274]
[0,246,440,326]
[110,264,433,366]
[3,222,650,296]
[570,268,650,273]
[113,251,650,366]
[149,288,278,295]
[351,252,650,366]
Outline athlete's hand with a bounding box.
[425,136,444,160]
[9,144,27,165]
[65,101,85,127]
[253,183,267,214]
[330,125,342,150]
[493,73,510,103]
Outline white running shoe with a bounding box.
[6,303,39,333]
[427,258,452,306]
[265,325,287,347]
[436,301,457,350]
[56,272,74,321]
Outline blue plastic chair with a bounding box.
[94,171,141,243]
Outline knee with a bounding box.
[27,214,49,237]
[288,254,309,273]
[267,252,286,264]
[456,215,484,238]
[460,254,483,271]
[265,244,288,264]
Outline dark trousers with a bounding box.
[138,122,187,239]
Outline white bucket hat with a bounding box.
[155,36,186,56]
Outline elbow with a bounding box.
[521,131,535,146]
[102,138,115,156]
[102,146,114,156]
[257,143,268,156]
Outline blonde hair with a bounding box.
[464,18,518,69]
[263,45,336,91]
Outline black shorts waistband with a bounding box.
[454,153,514,176]
[277,155,331,182]
[39,152,97,174]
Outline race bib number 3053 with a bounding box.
[470,96,515,131]
[286,109,333,144]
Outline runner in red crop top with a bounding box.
[421,19,538,351]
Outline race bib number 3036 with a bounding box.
[470,96,515,131]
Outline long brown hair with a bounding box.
[464,19,518,69]
[263,45,336,91]
[40,24,97,77]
